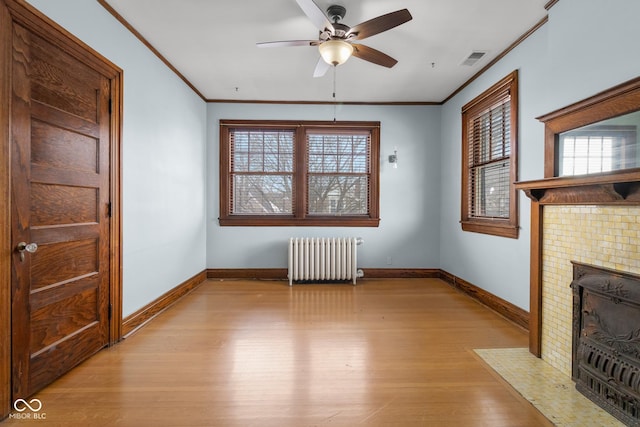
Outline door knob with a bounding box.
[17,242,38,262]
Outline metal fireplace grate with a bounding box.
[571,262,640,427]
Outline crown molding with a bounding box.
[97,0,549,106]
[545,0,560,11]
[96,0,206,101]
[441,15,548,104]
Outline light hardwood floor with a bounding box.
[4,278,552,426]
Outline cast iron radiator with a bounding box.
[288,237,363,286]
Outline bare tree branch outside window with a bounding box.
[219,120,380,227]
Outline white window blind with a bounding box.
[306,130,371,216]
[229,129,294,215]
[467,99,511,219]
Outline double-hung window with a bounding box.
[219,120,380,226]
[461,70,519,238]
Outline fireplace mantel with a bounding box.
[519,77,640,358]
[517,169,640,358]
[515,169,640,205]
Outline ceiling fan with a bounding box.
[257,0,412,77]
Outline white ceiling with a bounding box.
[103,0,549,103]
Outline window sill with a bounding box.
[461,220,519,239]
[219,216,380,227]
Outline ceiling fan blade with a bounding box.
[295,0,334,33]
[256,40,319,48]
[313,57,330,78]
[346,9,412,40]
[351,44,398,68]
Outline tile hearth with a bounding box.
[475,348,623,427]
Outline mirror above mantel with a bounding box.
[557,111,639,177]
[516,76,640,205]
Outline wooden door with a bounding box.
[11,21,112,398]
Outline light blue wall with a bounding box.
[207,103,441,269]
[24,0,640,317]
[439,0,640,311]
[26,0,208,316]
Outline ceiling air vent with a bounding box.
[460,51,487,66]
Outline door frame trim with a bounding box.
[0,0,123,418]
[0,0,12,420]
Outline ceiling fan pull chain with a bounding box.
[333,65,337,99]
[333,65,337,122]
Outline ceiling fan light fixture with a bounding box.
[319,40,354,66]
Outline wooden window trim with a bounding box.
[219,120,380,227]
[461,70,519,239]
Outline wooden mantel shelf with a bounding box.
[515,169,640,205]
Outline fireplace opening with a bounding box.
[571,262,640,426]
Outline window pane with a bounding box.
[248,153,264,172]
[279,155,293,172]
[264,132,278,153]
[479,114,491,163]
[353,156,367,173]
[307,133,369,173]
[308,175,368,215]
[229,129,295,215]
[232,130,294,173]
[234,134,249,151]
[233,175,292,214]
[233,151,248,171]
[308,154,323,173]
[249,133,263,151]
[471,161,510,218]
[469,100,510,169]
[232,132,249,172]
